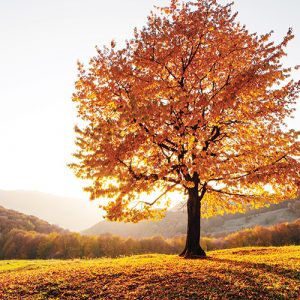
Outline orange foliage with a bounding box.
[70,0,300,222]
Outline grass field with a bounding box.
[0,246,299,299]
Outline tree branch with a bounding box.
[138,183,178,206]
[207,186,256,198]
[208,155,288,183]
[118,159,180,184]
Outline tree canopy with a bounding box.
[70,0,300,223]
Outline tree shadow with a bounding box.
[208,256,300,281]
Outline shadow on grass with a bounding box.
[2,256,299,299]
[208,256,300,281]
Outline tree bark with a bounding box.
[179,180,206,259]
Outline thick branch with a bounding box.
[199,182,207,201]
[203,125,221,152]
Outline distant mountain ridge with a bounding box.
[83,198,300,238]
[83,211,187,238]
[0,190,101,231]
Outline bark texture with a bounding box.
[180,180,206,259]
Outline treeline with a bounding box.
[0,230,183,259]
[202,219,300,251]
[1,219,300,259]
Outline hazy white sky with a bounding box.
[0,0,299,201]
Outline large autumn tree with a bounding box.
[70,0,300,258]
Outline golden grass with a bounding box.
[0,246,299,299]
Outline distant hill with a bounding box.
[83,211,187,238]
[0,205,65,236]
[83,198,300,238]
[0,205,68,259]
[0,190,102,231]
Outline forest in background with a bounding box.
[0,205,300,259]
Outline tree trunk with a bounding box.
[179,182,206,259]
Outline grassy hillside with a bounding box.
[0,246,299,299]
[83,198,300,238]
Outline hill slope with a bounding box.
[0,205,67,258]
[0,246,299,299]
[83,211,187,237]
[0,205,65,236]
[0,190,101,231]
[83,198,300,238]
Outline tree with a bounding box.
[70,0,300,258]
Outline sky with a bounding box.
[0,0,299,203]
